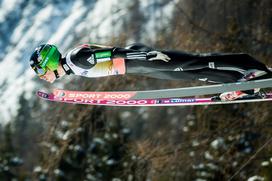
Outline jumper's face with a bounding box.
[39,70,56,83]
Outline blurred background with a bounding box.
[0,0,272,180]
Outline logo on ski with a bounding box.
[169,98,197,103]
[52,89,137,100]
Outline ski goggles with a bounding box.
[30,44,60,76]
[31,65,48,77]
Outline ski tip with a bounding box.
[36,90,51,100]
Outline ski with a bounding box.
[38,78,272,101]
[37,90,272,106]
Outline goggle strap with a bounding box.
[54,70,59,79]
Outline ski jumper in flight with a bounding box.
[29,43,272,101]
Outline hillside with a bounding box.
[0,0,272,180]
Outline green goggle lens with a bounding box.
[38,45,60,71]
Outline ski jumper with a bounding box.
[61,43,271,83]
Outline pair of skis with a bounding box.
[37,78,272,106]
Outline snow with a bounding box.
[188,120,195,126]
[112,178,121,181]
[121,111,132,119]
[0,1,91,124]
[247,176,264,181]
[0,0,23,22]
[192,163,205,169]
[189,151,195,157]
[85,0,130,42]
[204,151,214,160]
[195,178,207,181]
[86,174,96,181]
[49,1,87,48]
[261,161,269,167]
[1,0,18,11]
[183,126,189,132]
[210,137,225,150]
[0,0,175,125]
[192,140,200,147]
[139,0,176,44]
[33,166,42,173]
[206,163,219,171]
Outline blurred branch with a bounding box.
[228,136,272,181]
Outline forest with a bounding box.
[0,0,272,180]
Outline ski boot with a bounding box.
[219,89,261,101]
[212,89,266,102]
[219,69,268,101]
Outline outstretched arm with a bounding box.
[75,44,171,64]
[113,47,171,62]
[63,44,171,78]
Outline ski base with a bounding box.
[37,90,272,107]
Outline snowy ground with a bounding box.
[0,0,175,124]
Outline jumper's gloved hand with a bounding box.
[147,51,171,62]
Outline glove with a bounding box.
[147,51,171,62]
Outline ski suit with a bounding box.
[61,43,271,83]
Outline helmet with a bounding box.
[29,44,61,76]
